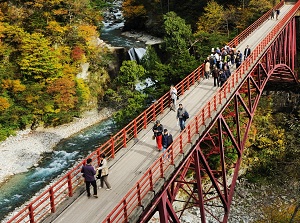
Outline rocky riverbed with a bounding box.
[0,108,114,185]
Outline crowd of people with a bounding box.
[204,44,252,87]
[79,5,284,201]
[80,42,253,199]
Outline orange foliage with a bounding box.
[122,0,146,19]
[47,77,78,110]
[71,46,84,61]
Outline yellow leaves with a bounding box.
[77,25,98,42]
[53,9,68,16]
[76,78,90,102]
[249,0,272,14]
[25,95,40,103]
[0,97,10,111]
[46,21,67,33]
[197,0,225,33]
[1,79,26,92]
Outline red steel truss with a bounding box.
[6,1,299,223]
[138,11,298,223]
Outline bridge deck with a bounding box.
[48,4,293,223]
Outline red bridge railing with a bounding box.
[102,1,300,223]
[6,1,295,223]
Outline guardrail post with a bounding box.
[50,187,56,213]
[160,99,164,113]
[97,149,101,164]
[67,173,73,197]
[111,137,115,158]
[181,84,184,96]
[122,199,128,222]
[149,169,154,190]
[180,135,183,153]
[143,111,147,129]
[170,146,174,165]
[191,70,195,85]
[137,183,142,205]
[28,204,34,223]
[188,126,191,143]
[134,119,137,138]
[195,116,199,133]
[123,129,127,148]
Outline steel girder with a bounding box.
[139,18,298,223]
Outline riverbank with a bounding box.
[121,31,163,45]
[0,108,114,185]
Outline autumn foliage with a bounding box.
[0,0,111,140]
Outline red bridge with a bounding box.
[6,1,299,223]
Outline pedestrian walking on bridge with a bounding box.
[170,85,178,111]
[153,120,164,151]
[97,154,112,191]
[81,158,98,198]
[177,104,189,132]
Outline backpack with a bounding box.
[183,110,189,120]
[220,72,226,81]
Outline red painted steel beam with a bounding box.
[138,13,298,223]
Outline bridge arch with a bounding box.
[137,3,299,223]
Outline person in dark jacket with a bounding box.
[244,45,251,60]
[152,120,164,151]
[162,129,173,161]
[212,66,219,87]
[81,158,98,198]
[219,69,227,87]
[177,104,188,132]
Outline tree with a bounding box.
[196,0,225,34]
[163,11,198,81]
[105,60,147,127]
[18,32,63,81]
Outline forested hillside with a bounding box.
[0,0,113,141]
[0,0,276,141]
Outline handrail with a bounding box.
[102,1,300,222]
[227,1,284,48]
[6,42,204,223]
[6,1,295,222]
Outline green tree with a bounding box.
[163,11,198,82]
[105,60,147,127]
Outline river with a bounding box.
[0,3,145,221]
[0,119,117,221]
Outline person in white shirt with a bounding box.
[170,85,178,111]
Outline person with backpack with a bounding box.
[177,104,189,132]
